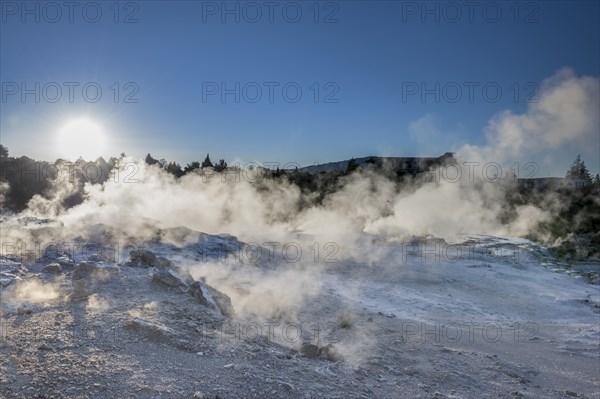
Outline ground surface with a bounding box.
[1,228,599,398]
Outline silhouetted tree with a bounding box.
[214,159,228,172]
[202,153,213,168]
[0,144,8,158]
[566,154,592,182]
[184,161,201,174]
[345,158,358,175]
[0,155,49,210]
[166,162,184,177]
[145,153,159,166]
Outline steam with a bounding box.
[0,69,597,361]
[1,70,596,248]
[460,68,599,174]
[0,181,9,209]
[86,294,110,314]
[3,279,62,305]
[188,259,322,321]
[366,68,599,241]
[55,166,302,243]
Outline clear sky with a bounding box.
[1,1,599,174]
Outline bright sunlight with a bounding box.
[58,118,106,161]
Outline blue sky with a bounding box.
[1,1,599,174]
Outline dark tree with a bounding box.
[184,161,201,174]
[166,162,184,177]
[0,144,8,158]
[566,154,592,182]
[345,158,358,175]
[145,153,159,166]
[202,153,213,168]
[0,155,53,211]
[214,159,228,172]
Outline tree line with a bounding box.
[144,153,228,177]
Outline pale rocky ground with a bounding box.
[1,227,599,399]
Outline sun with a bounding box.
[58,118,106,161]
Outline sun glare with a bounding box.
[58,118,106,161]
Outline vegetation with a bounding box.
[183,161,200,174]
[344,158,358,175]
[512,155,600,261]
[214,159,227,173]
[0,146,239,211]
[166,162,184,177]
[0,145,116,211]
[337,313,353,329]
[201,154,213,169]
[565,154,592,182]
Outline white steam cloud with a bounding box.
[0,69,597,349]
[460,68,599,174]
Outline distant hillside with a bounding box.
[296,153,455,175]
